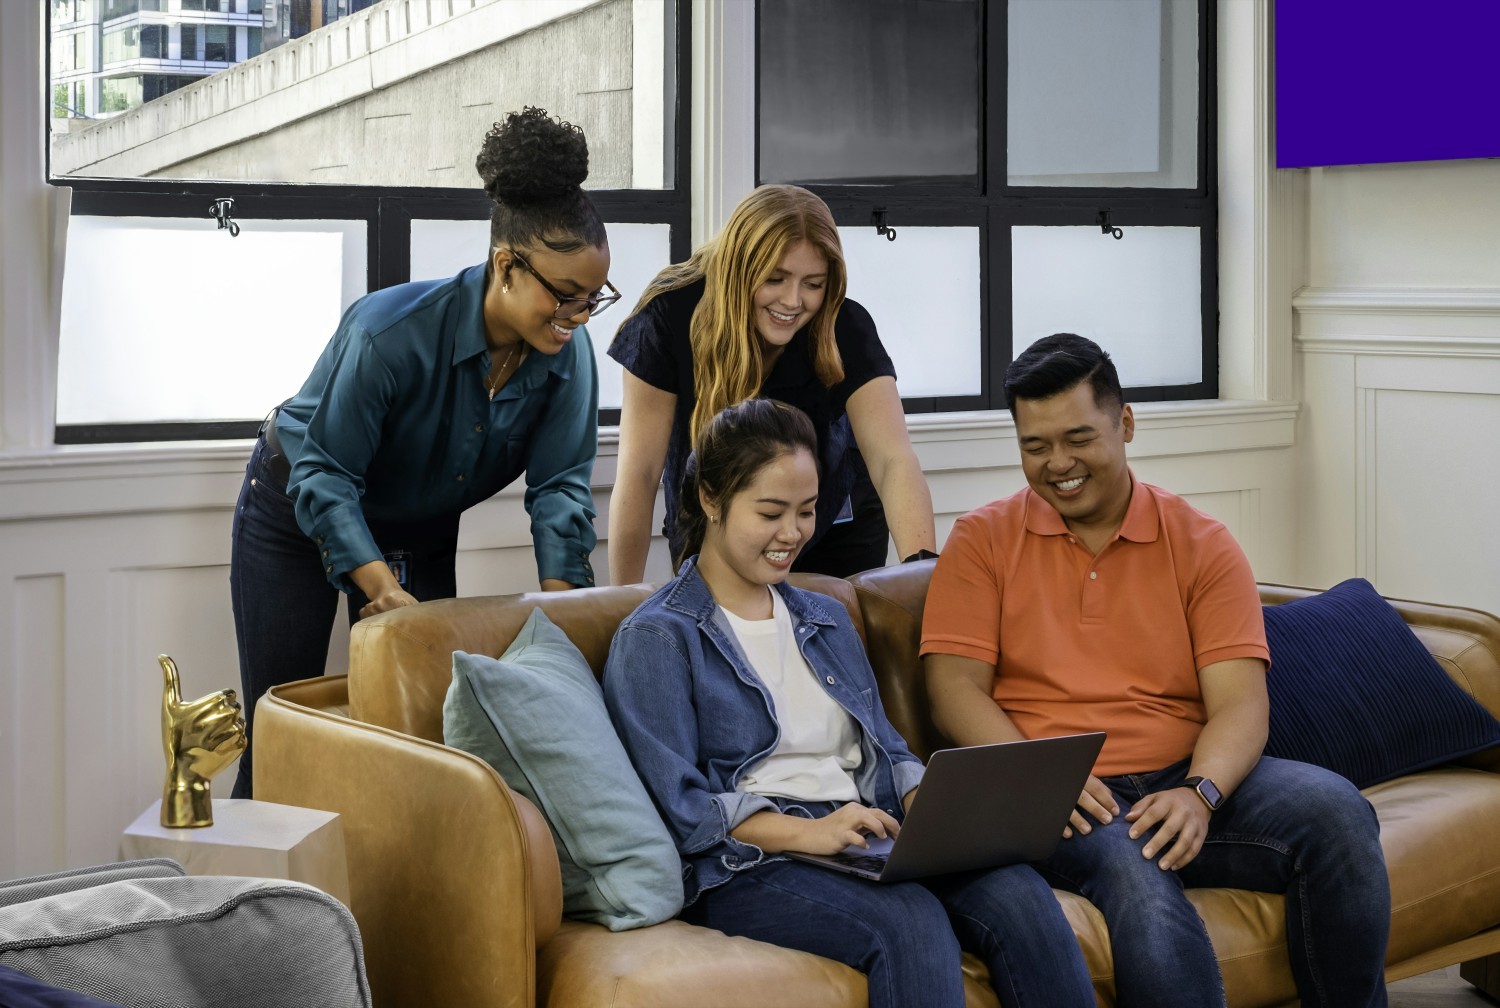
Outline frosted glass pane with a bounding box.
[839,227,981,398]
[1011,226,1201,387]
[1008,0,1198,188]
[409,219,493,284]
[410,219,672,411]
[56,216,366,425]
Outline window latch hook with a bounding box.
[1097,209,1123,240]
[873,208,897,242]
[209,197,240,237]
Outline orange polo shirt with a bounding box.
[920,476,1269,776]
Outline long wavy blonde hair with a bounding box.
[626,185,847,445]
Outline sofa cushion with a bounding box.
[443,607,683,931]
[540,918,1005,1008]
[0,964,125,1007]
[0,859,184,910]
[1262,577,1500,787]
[0,876,368,1008]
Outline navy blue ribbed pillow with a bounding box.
[1263,577,1500,788]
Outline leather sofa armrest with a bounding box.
[848,559,943,761]
[255,676,563,1008]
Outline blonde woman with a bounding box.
[608,185,935,584]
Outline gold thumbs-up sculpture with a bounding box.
[159,655,247,828]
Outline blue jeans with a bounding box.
[1036,755,1390,1008]
[228,435,459,798]
[681,854,1094,1008]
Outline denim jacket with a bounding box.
[602,557,926,905]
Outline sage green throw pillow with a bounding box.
[443,607,683,931]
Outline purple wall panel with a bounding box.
[1275,0,1500,168]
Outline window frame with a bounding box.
[754,0,1219,413]
[46,0,692,444]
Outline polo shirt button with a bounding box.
[456,473,465,482]
[322,550,330,558]
[474,424,484,433]
[825,676,836,685]
[324,565,333,573]
[1090,571,1097,580]
[250,478,257,487]
[316,537,324,545]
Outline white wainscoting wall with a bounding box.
[1295,287,1500,615]
[1293,157,1500,617]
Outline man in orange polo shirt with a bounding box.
[921,334,1390,1008]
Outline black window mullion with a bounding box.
[984,0,1003,198]
[373,196,412,293]
[986,206,1010,413]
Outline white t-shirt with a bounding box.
[724,590,863,803]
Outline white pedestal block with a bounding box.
[120,798,350,907]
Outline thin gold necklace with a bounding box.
[486,341,523,400]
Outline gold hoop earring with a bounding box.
[502,282,510,294]
[709,513,718,524]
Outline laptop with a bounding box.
[787,732,1106,883]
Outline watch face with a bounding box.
[1196,777,1223,809]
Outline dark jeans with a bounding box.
[1036,755,1391,1008]
[793,465,890,577]
[682,857,1094,1008]
[228,435,459,798]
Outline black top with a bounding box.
[608,278,897,560]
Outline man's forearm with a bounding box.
[1189,658,1271,799]
[1187,707,1266,799]
[924,653,1029,748]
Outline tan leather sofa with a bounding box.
[255,562,1500,1007]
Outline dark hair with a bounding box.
[1003,333,1124,415]
[675,399,820,568]
[475,106,607,254]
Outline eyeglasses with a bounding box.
[510,250,621,319]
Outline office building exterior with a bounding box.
[50,0,375,131]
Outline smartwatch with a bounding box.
[903,549,939,564]
[1182,775,1223,811]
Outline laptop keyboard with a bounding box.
[832,852,889,875]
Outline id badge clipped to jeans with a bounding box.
[383,550,411,588]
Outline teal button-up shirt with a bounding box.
[273,262,598,590]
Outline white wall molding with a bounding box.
[0,4,65,453]
[1354,386,1378,581]
[1216,0,1302,402]
[0,399,1299,525]
[688,0,755,248]
[1295,285,1500,351]
[903,400,1298,473]
[1295,286,1500,316]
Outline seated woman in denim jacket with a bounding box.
[603,399,1094,1008]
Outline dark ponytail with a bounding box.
[475,106,607,254]
[675,399,820,568]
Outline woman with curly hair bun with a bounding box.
[608,184,936,584]
[229,107,616,797]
